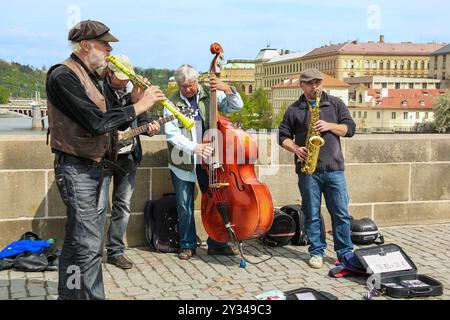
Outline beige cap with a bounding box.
[107,54,134,80]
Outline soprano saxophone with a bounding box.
[107,56,194,130]
[300,89,325,175]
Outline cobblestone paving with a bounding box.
[1,224,449,300]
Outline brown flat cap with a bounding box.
[300,68,324,82]
[68,20,119,42]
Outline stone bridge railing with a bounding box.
[0,134,449,248]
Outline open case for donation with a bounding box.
[354,244,443,298]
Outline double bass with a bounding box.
[201,43,274,265]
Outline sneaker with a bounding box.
[178,248,195,260]
[107,255,134,270]
[207,246,237,256]
[308,256,323,269]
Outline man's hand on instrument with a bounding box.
[194,143,214,160]
[295,146,308,162]
[146,121,160,136]
[209,75,232,94]
[117,130,125,141]
[314,120,334,133]
[131,76,152,103]
[135,85,166,113]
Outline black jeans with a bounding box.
[54,152,105,300]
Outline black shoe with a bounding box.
[207,246,237,256]
[178,248,195,260]
[107,255,134,270]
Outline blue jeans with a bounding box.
[298,171,353,260]
[170,168,227,250]
[54,153,105,300]
[98,154,137,257]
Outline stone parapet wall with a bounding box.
[0,134,449,248]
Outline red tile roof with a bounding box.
[366,89,447,109]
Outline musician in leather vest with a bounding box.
[46,20,165,300]
[164,64,243,260]
[97,54,160,270]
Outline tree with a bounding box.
[433,92,450,133]
[0,86,9,104]
[273,101,291,129]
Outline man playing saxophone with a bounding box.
[278,69,356,269]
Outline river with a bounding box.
[0,116,48,135]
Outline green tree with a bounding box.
[0,86,9,104]
[433,91,450,133]
[273,101,291,129]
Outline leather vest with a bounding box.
[47,58,108,163]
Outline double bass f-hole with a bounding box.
[229,171,245,192]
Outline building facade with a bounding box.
[301,36,445,80]
[430,44,450,89]
[348,88,447,132]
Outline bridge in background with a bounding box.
[0,100,47,129]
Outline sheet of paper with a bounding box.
[362,251,412,274]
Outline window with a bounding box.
[402,100,408,107]
[382,83,387,89]
[377,112,381,119]
[416,112,419,119]
[249,85,253,94]
[392,112,397,119]
[395,83,401,89]
[419,100,425,107]
[358,111,362,118]
[425,112,429,119]
[364,111,367,119]
[380,61,384,69]
[409,83,414,89]
[422,83,428,89]
[359,94,363,103]
[353,111,356,118]
[403,112,408,119]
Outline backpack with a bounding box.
[279,204,325,246]
[262,209,296,247]
[144,193,180,253]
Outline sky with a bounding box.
[0,0,449,72]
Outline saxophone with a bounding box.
[300,89,325,175]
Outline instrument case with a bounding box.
[354,244,443,298]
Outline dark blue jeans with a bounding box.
[98,154,137,257]
[54,153,105,300]
[170,167,228,250]
[298,171,353,260]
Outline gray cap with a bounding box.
[300,68,324,82]
[68,20,118,42]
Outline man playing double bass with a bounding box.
[164,64,243,260]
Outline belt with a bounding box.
[54,151,103,168]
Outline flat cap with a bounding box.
[300,68,324,82]
[68,20,118,42]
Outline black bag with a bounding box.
[284,288,338,300]
[279,205,308,245]
[144,193,180,253]
[262,209,296,247]
[355,244,443,299]
[350,218,384,245]
[279,205,325,246]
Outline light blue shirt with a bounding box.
[164,87,243,182]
